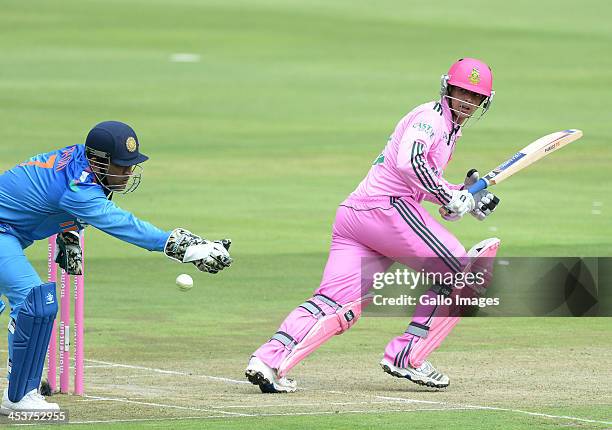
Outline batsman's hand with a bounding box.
[164,228,233,274]
[443,189,475,219]
[464,169,500,221]
[55,231,83,275]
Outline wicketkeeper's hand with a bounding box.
[164,228,232,274]
[464,169,500,221]
[55,231,83,275]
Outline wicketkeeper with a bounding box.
[246,58,501,392]
[0,121,232,413]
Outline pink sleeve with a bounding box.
[422,177,462,204]
[396,113,453,205]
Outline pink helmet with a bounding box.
[446,58,493,97]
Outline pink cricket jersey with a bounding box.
[350,99,463,205]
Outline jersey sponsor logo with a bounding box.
[126,137,137,152]
[372,153,385,165]
[469,67,481,85]
[412,122,435,139]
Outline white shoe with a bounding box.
[0,388,60,415]
[245,356,297,393]
[380,358,450,388]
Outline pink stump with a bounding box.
[59,270,70,394]
[74,232,85,395]
[47,236,57,393]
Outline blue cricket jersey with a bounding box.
[0,144,170,250]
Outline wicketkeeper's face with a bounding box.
[105,163,135,191]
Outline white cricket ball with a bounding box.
[175,274,193,292]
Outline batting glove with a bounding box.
[464,169,500,221]
[444,189,475,218]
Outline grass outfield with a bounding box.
[0,0,611,428]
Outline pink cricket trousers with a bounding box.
[253,196,467,372]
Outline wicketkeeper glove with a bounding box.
[164,228,232,274]
[55,231,83,275]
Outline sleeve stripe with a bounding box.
[410,141,452,204]
[417,143,452,201]
[409,141,437,191]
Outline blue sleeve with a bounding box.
[58,185,170,252]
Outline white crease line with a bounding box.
[0,407,473,426]
[257,407,471,416]
[83,395,250,417]
[461,403,612,425]
[85,373,160,379]
[210,400,413,409]
[83,358,249,385]
[61,406,474,425]
[374,395,612,426]
[375,395,443,405]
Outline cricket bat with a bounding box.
[467,129,583,194]
[440,129,583,214]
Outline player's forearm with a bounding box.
[59,191,170,251]
[86,209,171,252]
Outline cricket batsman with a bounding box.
[0,121,232,413]
[246,58,501,392]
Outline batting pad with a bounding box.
[8,282,58,402]
[277,295,372,377]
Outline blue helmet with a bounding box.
[84,121,147,194]
[85,121,148,166]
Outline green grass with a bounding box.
[25,409,612,430]
[0,0,611,428]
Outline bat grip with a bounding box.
[438,178,489,218]
[467,178,488,194]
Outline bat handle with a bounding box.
[467,178,488,194]
[438,178,489,217]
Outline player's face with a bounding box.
[448,86,486,124]
[105,163,135,191]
